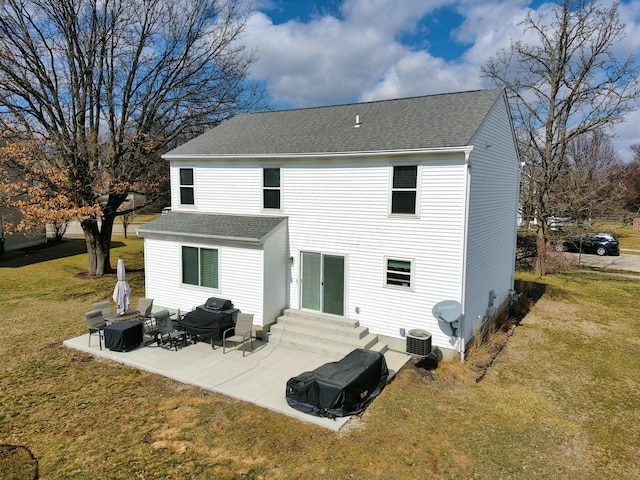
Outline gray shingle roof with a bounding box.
[165,88,504,157]
[137,212,286,243]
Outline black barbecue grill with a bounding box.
[178,297,238,347]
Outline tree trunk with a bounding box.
[534,223,548,276]
[81,216,116,276]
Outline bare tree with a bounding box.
[482,0,640,275]
[0,0,268,275]
[621,146,640,218]
[552,130,624,224]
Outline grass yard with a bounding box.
[1,235,639,479]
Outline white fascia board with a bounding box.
[136,229,263,244]
[162,146,474,161]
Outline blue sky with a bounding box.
[241,0,640,161]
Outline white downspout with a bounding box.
[459,149,473,362]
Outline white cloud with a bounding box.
[453,1,536,66]
[243,1,457,107]
[244,11,407,106]
[361,51,482,101]
[243,0,640,159]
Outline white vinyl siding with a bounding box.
[144,237,264,326]
[262,223,288,326]
[282,156,466,346]
[163,155,469,349]
[462,94,520,340]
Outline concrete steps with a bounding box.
[267,309,388,357]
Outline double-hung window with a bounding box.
[182,246,218,289]
[179,168,194,205]
[263,167,281,210]
[385,258,413,289]
[391,165,418,215]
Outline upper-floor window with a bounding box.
[182,246,218,289]
[391,165,418,215]
[180,168,194,205]
[385,258,413,289]
[263,167,281,210]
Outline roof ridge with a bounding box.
[243,88,503,116]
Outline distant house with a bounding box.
[0,207,46,253]
[138,88,521,358]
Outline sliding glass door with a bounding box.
[301,252,344,316]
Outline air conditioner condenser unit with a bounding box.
[406,329,432,357]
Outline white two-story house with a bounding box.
[137,88,520,359]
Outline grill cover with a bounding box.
[286,349,388,418]
[179,309,234,341]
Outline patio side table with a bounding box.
[104,321,143,352]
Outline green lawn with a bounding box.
[1,236,639,479]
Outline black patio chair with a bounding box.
[154,309,188,351]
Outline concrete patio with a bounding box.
[63,333,411,431]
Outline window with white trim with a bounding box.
[182,246,218,289]
[391,165,417,214]
[263,167,281,209]
[385,258,413,289]
[179,168,194,205]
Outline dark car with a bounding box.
[557,232,620,256]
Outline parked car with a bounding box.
[556,232,620,256]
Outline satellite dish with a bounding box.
[432,300,462,336]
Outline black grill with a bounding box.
[202,296,233,311]
[178,297,238,344]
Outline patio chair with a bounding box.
[85,309,106,350]
[136,298,154,321]
[223,313,254,356]
[154,309,188,351]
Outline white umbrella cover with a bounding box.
[112,258,131,315]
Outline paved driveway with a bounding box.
[568,251,640,273]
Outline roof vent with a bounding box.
[354,114,361,128]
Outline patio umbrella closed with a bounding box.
[113,258,131,315]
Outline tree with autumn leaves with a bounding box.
[0,0,267,275]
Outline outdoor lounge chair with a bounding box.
[154,309,188,351]
[222,313,254,356]
[85,309,106,350]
